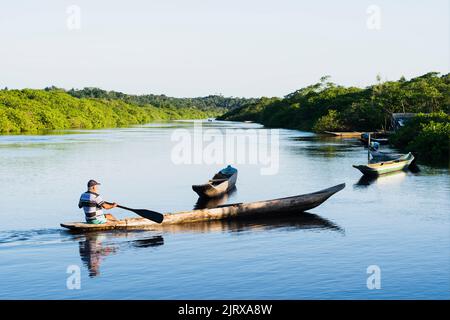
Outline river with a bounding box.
[0,120,449,299]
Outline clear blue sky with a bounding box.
[0,0,448,97]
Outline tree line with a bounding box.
[65,87,258,112]
[218,72,449,164]
[0,89,219,133]
[1,73,448,163]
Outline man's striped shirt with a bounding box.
[78,191,105,221]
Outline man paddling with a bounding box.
[78,180,118,224]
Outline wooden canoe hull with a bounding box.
[353,153,414,177]
[61,183,345,232]
[192,172,238,198]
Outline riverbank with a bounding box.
[0,89,220,134]
[218,73,450,164]
[390,113,450,165]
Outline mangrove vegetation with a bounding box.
[66,87,258,113]
[0,88,222,133]
[219,72,449,164]
[1,72,448,163]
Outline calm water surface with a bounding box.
[0,121,449,299]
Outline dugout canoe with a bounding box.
[369,149,402,161]
[61,183,345,232]
[353,152,414,177]
[192,171,238,198]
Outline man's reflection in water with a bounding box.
[78,233,164,277]
[76,213,341,277]
[79,233,117,277]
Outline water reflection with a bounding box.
[71,213,342,277]
[290,135,352,142]
[300,144,359,158]
[160,212,343,234]
[78,233,118,277]
[289,136,361,158]
[354,171,407,188]
[186,214,334,234]
[71,212,345,278]
[193,187,237,209]
[76,232,163,277]
[408,161,421,173]
[131,235,164,248]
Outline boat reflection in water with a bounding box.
[75,232,164,277]
[131,235,164,248]
[354,170,407,188]
[157,212,343,234]
[72,212,342,277]
[194,187,236,209]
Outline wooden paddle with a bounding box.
[106,202,164,223]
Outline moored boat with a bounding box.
[60,183,346,232]
[353,152,414,177]
[192,166,238,198]
[369,149,402,161]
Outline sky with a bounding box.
[0,0,448,97]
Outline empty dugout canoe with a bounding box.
[192,169,238,198]
[353,152,414,177]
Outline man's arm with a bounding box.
[102,202,118,209]
[95,195,117,210]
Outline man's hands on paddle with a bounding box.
[102,202,118,209]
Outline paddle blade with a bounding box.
[115,204,164,223]
[132,209,164,223]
